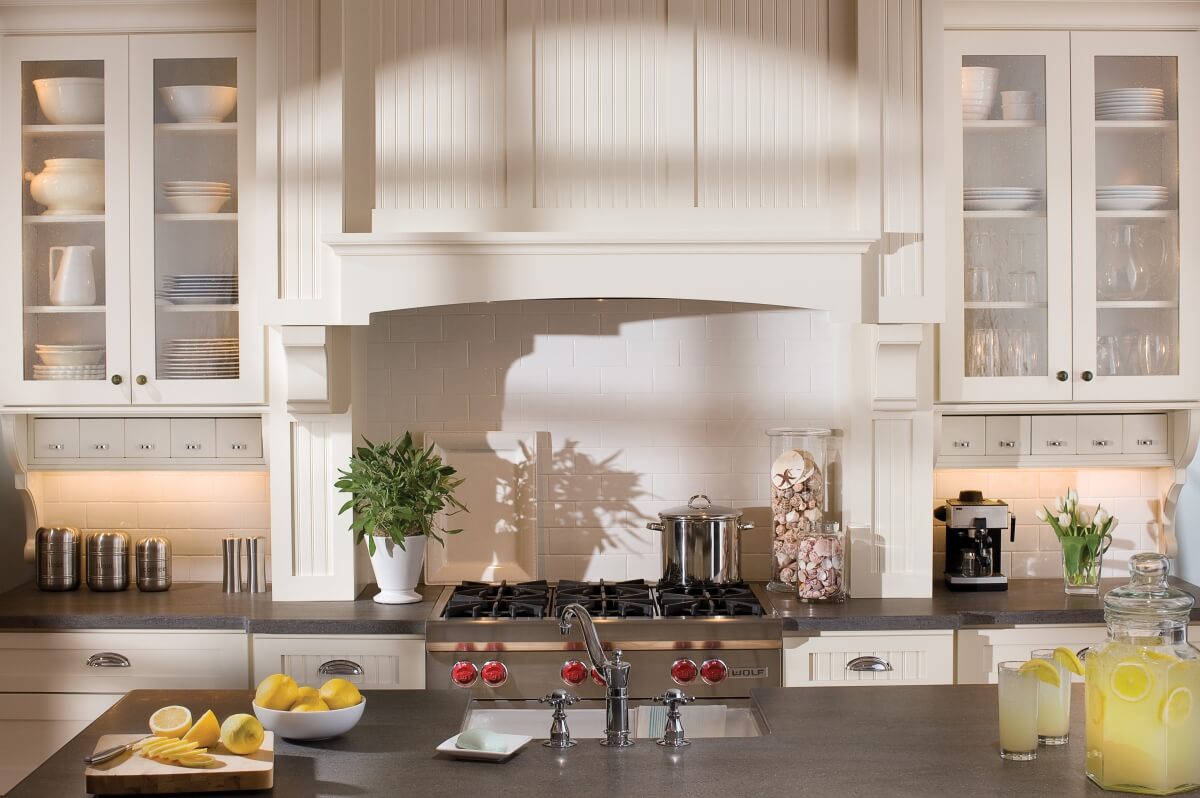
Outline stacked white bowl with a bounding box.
[162,181,231,214]
[962,66,999,120]
[1001,90,1039,121]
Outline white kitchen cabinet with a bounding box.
[250,635,426,690]
[24,415,263,468]
[940,29,1200,403]
[782,631,955,687]
[0,693,120,796]
[956,624,1108,684]
[0,32,261,407]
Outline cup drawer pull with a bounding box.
[846,656,893,673]
[1045,440,1066,447]
[1092,440,1112,447]
[1136,439,1156,447]
[86,652,131,668]
[317,659,364,676]
[997,441,1016,449]
[952,441,972,449]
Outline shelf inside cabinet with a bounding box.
[962,210,1045,219]
[1094,210,1176,219]
[155,213,238,222]
[963,120,1045,130]
[1095,300,1179,310]
[24,306,106,314]
[23,214,104,225]
[963,301,1048,310]
[154,122,238,134]
[156,304,240,313]
[22,124,105,138]
[1094,120,1176,130]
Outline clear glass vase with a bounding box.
[1060,533,1112,596]
[766,427,830,593]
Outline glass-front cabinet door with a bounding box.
[128,34,258,405]
[0,36,132,404]
[1070,31,1199,402]
[942,31,1073,402]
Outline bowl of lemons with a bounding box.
[251,673,366,741]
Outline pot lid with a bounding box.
[658,494,743,521]
[1104,553,1195,622]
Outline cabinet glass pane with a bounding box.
[1092,56,1179,377]
[152,57,240,382]
[961,55,1048,378]
[21,60,108,384]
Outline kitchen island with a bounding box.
[10,686,1113,797]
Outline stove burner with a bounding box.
[656,582,765,618]
[553,579,655,618]
[444,580,551,619]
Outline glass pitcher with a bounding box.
[1085,553,1199,795]
[1098,224,1166,301]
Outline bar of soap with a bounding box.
[455,729,510,753]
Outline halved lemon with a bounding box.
[1110,661,1153,703]
[148,705,193,738]
[1053,646,1086,676]
[1019,658,1062,687]
[1161,687,1193,726]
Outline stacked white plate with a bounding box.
[964,186,1043,211]
[157,274,238,305]
[160,338,239,379]
[1095,88,1165,121]
[162,181,232,214]
[33,365,105,381]
[1096,185,1169,211]
[35,343,104,367]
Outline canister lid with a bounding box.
[36,526,80,547]
[136,536,171,559]
[1104,553,1195,621]
[658,494,743,521]
[88,530,130,552]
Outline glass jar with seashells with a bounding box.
[766,427,831,593]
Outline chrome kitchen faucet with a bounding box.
[558,603,634,747]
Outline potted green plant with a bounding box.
[335,432,467,604]
[1037,488,1116,596]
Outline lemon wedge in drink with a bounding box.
[1110,661,1153,702]
[1019,658,1061,687]
[1161,687,1193,726]
[1053,646,1086,676]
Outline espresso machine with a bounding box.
[933,490,1016,591]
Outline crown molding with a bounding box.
[0,0,254,35]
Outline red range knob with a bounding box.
[561,660,588,686]
[700,658,728,685]
[480,660,508,687]
[590,667,607,686]
[450,661,478,687]
[670,658,699,685]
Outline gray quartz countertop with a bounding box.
[9,686,1112,798]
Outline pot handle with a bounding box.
[646,522,664,532]
[738,522,755,530]
[687,494,712,509]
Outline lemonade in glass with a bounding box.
[1032,647,1079,745]
[997,660,1042,760]
[1085,554,1200,795]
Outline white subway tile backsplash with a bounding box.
[518,337,573,368]
[706,313,759,339]
[574,338,628,367]
[758,310,811,341]
[600,314,653,339]
[497,313,549,340]
[548,313,601,336]
[443,314,496,342]
[471,340,524,368]
[415,341,468,369]
[444,368,497,395]
[417,394,469,422]
[388,315,442,342]
[627,340,681,367]
[547,367,601,394]
[393,367,443,395]
[600,366,653,394]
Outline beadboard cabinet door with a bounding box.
[782,630,955,687]
[250,635,426,690]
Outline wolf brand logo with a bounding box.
[727,667,768,680]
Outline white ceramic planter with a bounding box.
[368,534,427,604]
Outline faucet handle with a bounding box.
[654,688,693,748]
[655,687,694,711]
[539,689,579,749]
[539,689,580,709]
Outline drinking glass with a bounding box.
[966,266,997,302]
[1031,649,1070,745]
[1096,336,1120,376]
[1002,329,1035,377]
[1137,334,1170,376]
[997,661,1039,761]
[968,328,1000,377]
[1006,271,1038,303]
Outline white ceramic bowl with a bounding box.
[252,698,365,741]
[1001,91,1038,103]
[166,194,230,214]
[1002,104,1038,121]
[159,85,237,123]
[33,77,104,125]
[36,349,104,366]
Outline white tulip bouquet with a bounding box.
[1037,488,1116,595]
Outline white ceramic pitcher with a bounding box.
[49,245,96,306]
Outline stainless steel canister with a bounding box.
[36,526,81,591]
[222,535,244,593]
[86,530,131,591]
[135,536,171,592]
[246,536,267,593]
[647,494,755,586]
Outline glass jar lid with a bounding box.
[1103,553,1195,622]
[766,426,831,437]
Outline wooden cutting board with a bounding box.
[84,733,274,795]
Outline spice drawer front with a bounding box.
[250,635,426,690]
[0,631,250,693]
[782,631,955,687]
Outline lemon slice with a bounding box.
[1053,647,1085,676]
[149,705,192,738]
[1143,650,1182,666]
[1161,687,1193,726]
[1019,658,1062,687]
[1110,661,1153,702]
[1087,686,1106,725]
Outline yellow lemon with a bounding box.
[1143,650,1182,666]
[290,697,330,712]
[1019,658,1061,687]
[294,686,320,703]
[254,673,299,711]
[1087,685,1106,725]
[319,678,362,710]
[182,709,220,748]
[1161,687,1193,726]
[1110,661,1153,703]
[220,714,264,755]
[148,705,193,738]
[1053,646,1086,677]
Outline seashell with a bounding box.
[803,508,821,521]
[813,538,832,558]
[785,510,800,525]
[780,566,797,583]
[772,449,815,484]
[782,488,795,499]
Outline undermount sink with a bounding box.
[463,701,765,739]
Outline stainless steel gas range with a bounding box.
[425,580,783,700]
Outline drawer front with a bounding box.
[33,418,79,459]
[1123,414,1168,455]
[78,419,124,459]
[0,631,248,693]
[1031,416,1077,455]
[251,635,425,690]
[124,418,171,459]
[170,418,216,458]
[215,418,262,459]
[940,416,985,457]
[1077,415,1123,455]
[783,632,955,687]
[955,625,1109,684]
[985,416,1030,456]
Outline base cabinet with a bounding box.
[250,635,425,690]
[782,631,956,687]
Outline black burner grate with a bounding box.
[443,580,551,619]
[656,582,764,617]
[553,579,655,618]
